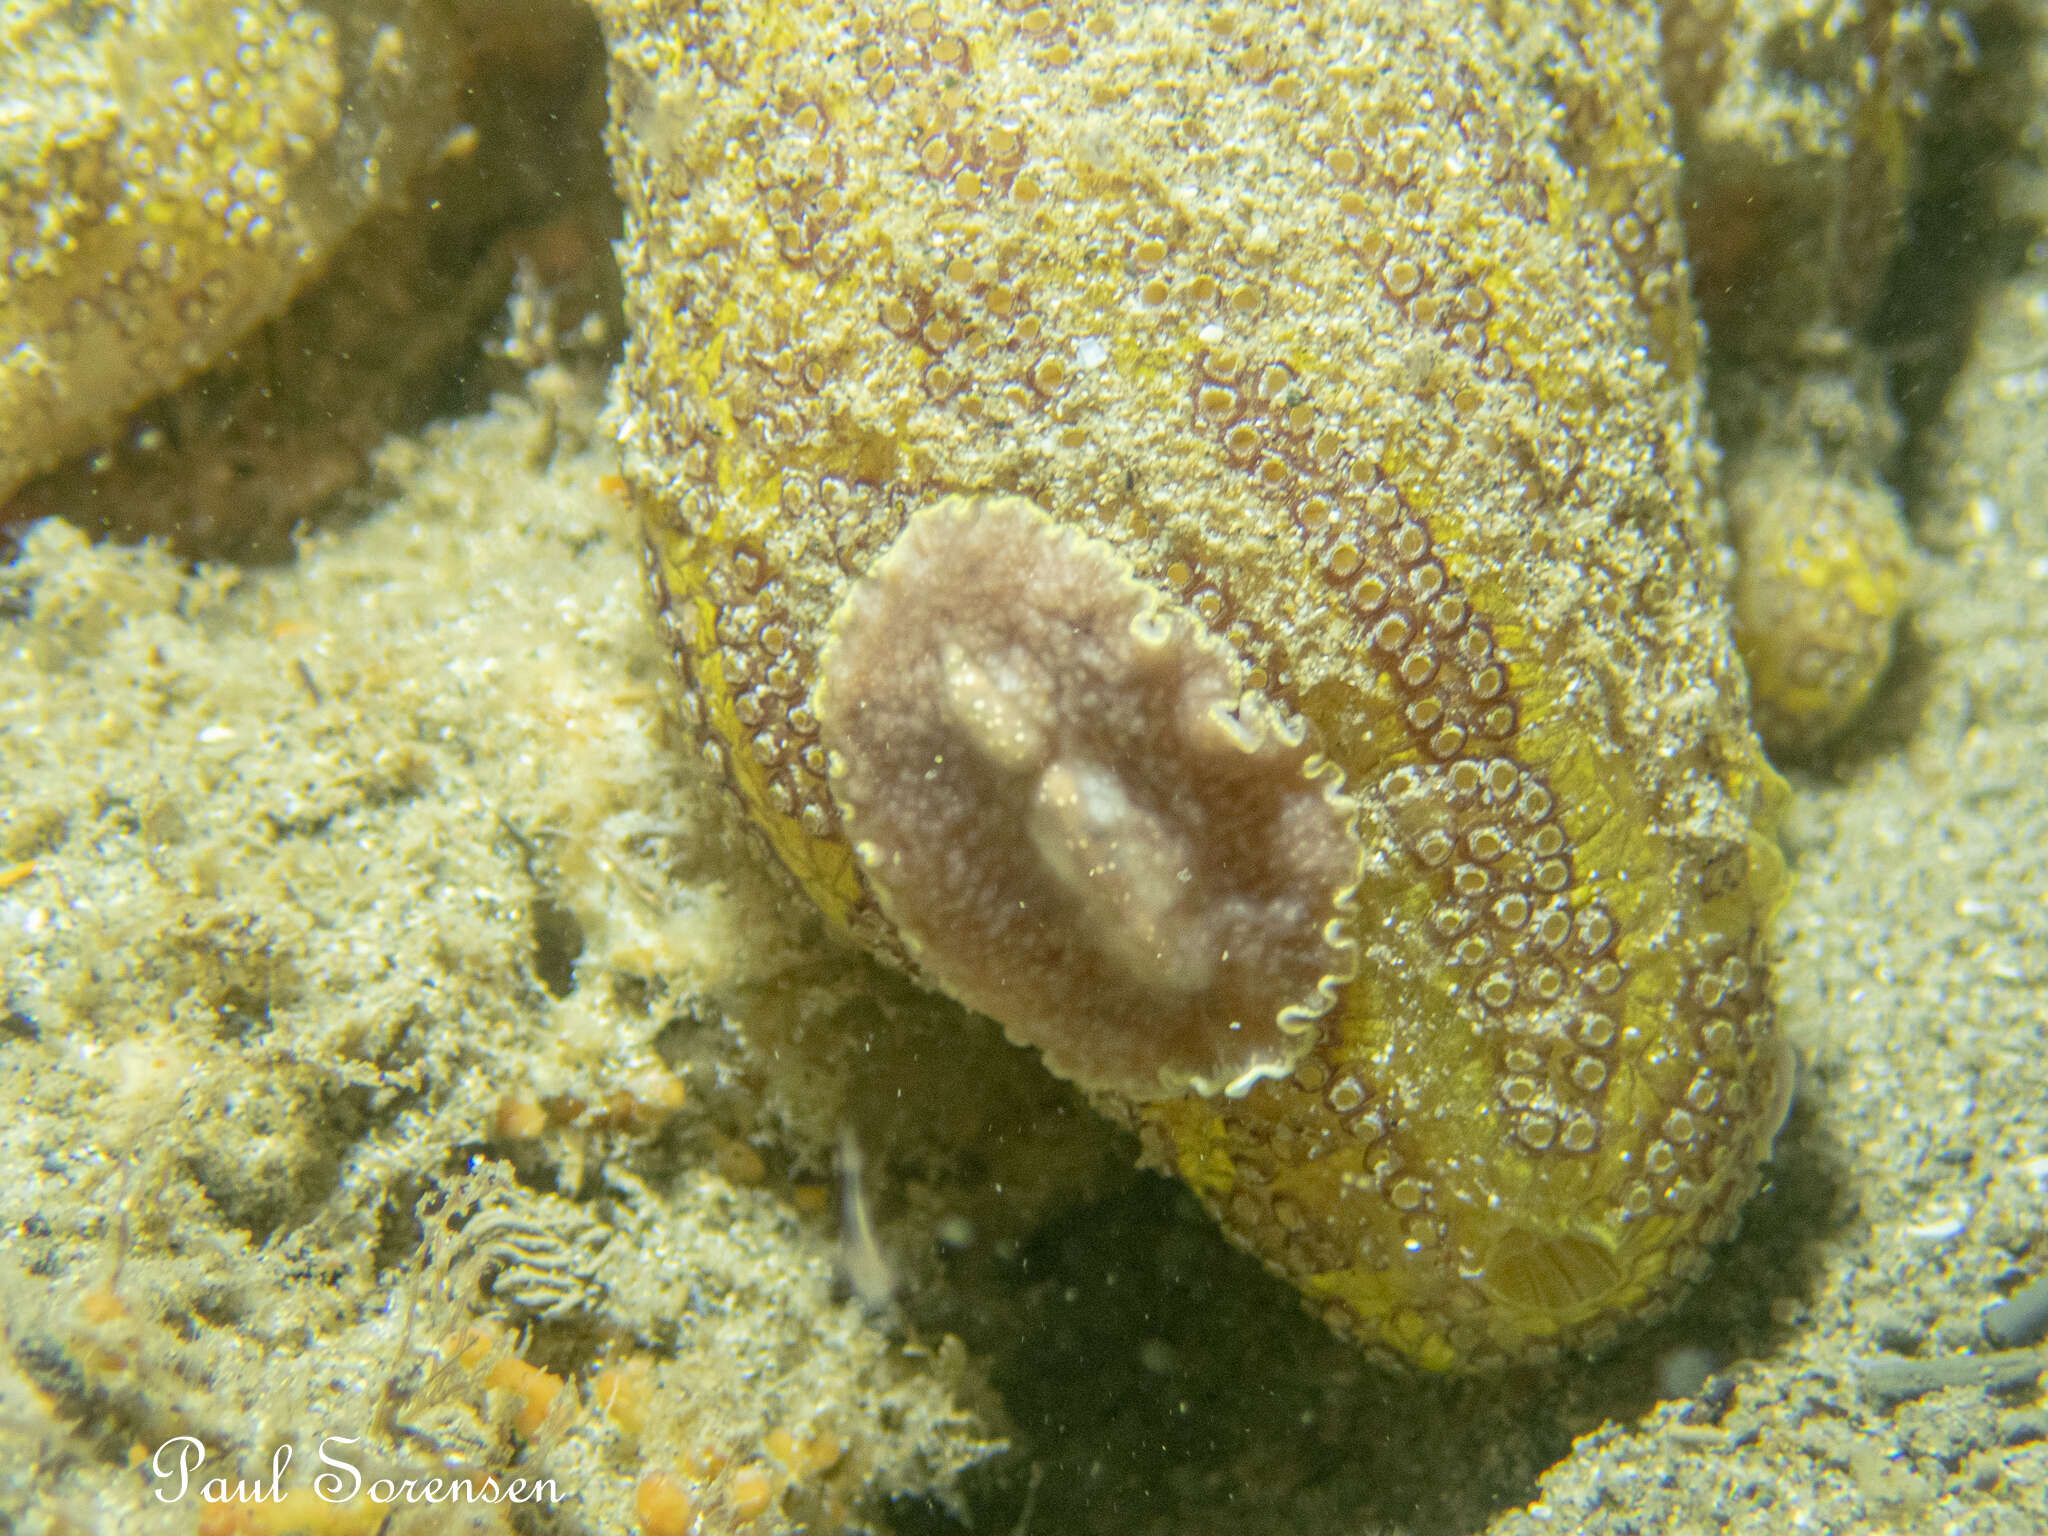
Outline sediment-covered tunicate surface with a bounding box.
[0,0,464,507]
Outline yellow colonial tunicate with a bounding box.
[604,0,1793,1370]
[0,0,460,505]
[1664,0,1937,754]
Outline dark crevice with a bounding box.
[529,895,585,999]
[891,1091,1843,1536]
[1871,0,2042,507]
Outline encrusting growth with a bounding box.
[816,494,1361,1100]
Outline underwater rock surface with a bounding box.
[1,0,2044,1533]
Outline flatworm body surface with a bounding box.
[601,0,1792,1369]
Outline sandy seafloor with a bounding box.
[6,50,2048,1536]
